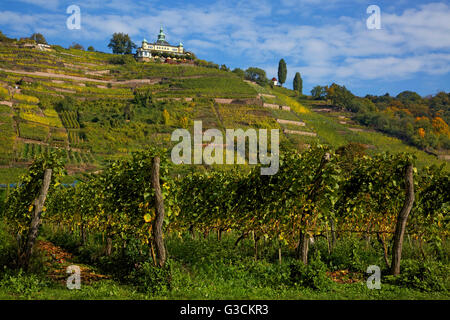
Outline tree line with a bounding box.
[311,83,450,151]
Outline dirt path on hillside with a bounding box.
[36,240,109,285]
[0,67,112,84]
[326,269,361,284]
[0,68,213,86]
[0,68,161,85]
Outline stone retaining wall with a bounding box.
[283,129,317,136]
[277,119,305,126]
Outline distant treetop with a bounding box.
[29,33,47,44]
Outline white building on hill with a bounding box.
[136,26,185,61]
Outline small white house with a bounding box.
[271,77,278,86]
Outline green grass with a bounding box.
[0,104,11,113]
[0,167,27,183]
[0,86,9,100]
[155,76,257,99]
[49,128,68,143]
[0,114,15,164]
[12,93,39,104]
[0,231,448,300]
[18,122,49,141]
[19,109,63,128]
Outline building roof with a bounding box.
[155,39,171,46]
[272,77,277,81]
[139,25,185,49]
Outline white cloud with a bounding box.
[0,1,449,89]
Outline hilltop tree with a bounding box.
[69,42,84,50]
[245,67,268,86]
[108,33,136,55]
[278,59,287,86]
[29,33,47,44]
[0,31,15,43]
[311,85,327,100]
[220,64,230,72]
[232,68,245,78]
[293,72,303,95]
[396,91,421,103]
[87,46,95,52]
[326,83,355,110]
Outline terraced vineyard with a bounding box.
[0,41,447,184]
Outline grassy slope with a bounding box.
[0,232,448,300]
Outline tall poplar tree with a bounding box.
[278,59,287,86]
[293,72,303,95]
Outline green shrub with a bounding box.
[18,122,49,141]
[127,261,172,295]
[311,238,381,272]
[288,252,332,290]
[109,55,136,65]
[0,87,9,100]
[0,221,17,269]
[0,104,11,113]
[50,128,68,142]
[385,259,450,292]
[13,93,39,104]
[44,228,81,253]
[0,269,50,298]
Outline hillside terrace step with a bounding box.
[312,108,333,112]
[258,93,276,98]
[347,127,365,132]
[214,98,263,106]
[277,119,305,126]
[155,97,193,102]
[283,129,317,136]
[263,103,290,111]
[0,101,13,107]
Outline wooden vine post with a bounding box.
[19,169,52,270]
[297,152,330,265]
[391,163,415,276]
[151,156,167,268]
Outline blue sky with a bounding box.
[0,0,449,97]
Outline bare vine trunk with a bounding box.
[297,231,309,265]
[377,232,390,269]
[296,152,330,264]
[278,246,282,264]
[254,234,260,260]
[105,237,112,256]
[151,156,167,268]
[330,218,336,249]
[19,169,52,270]
[391,164,415,276]
[80,223,86,245]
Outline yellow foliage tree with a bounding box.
[163,109,170,126]
[432,117,449,136]
[179,116,188,129]
[418,128,426,139]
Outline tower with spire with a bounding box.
[157,26,166,43]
